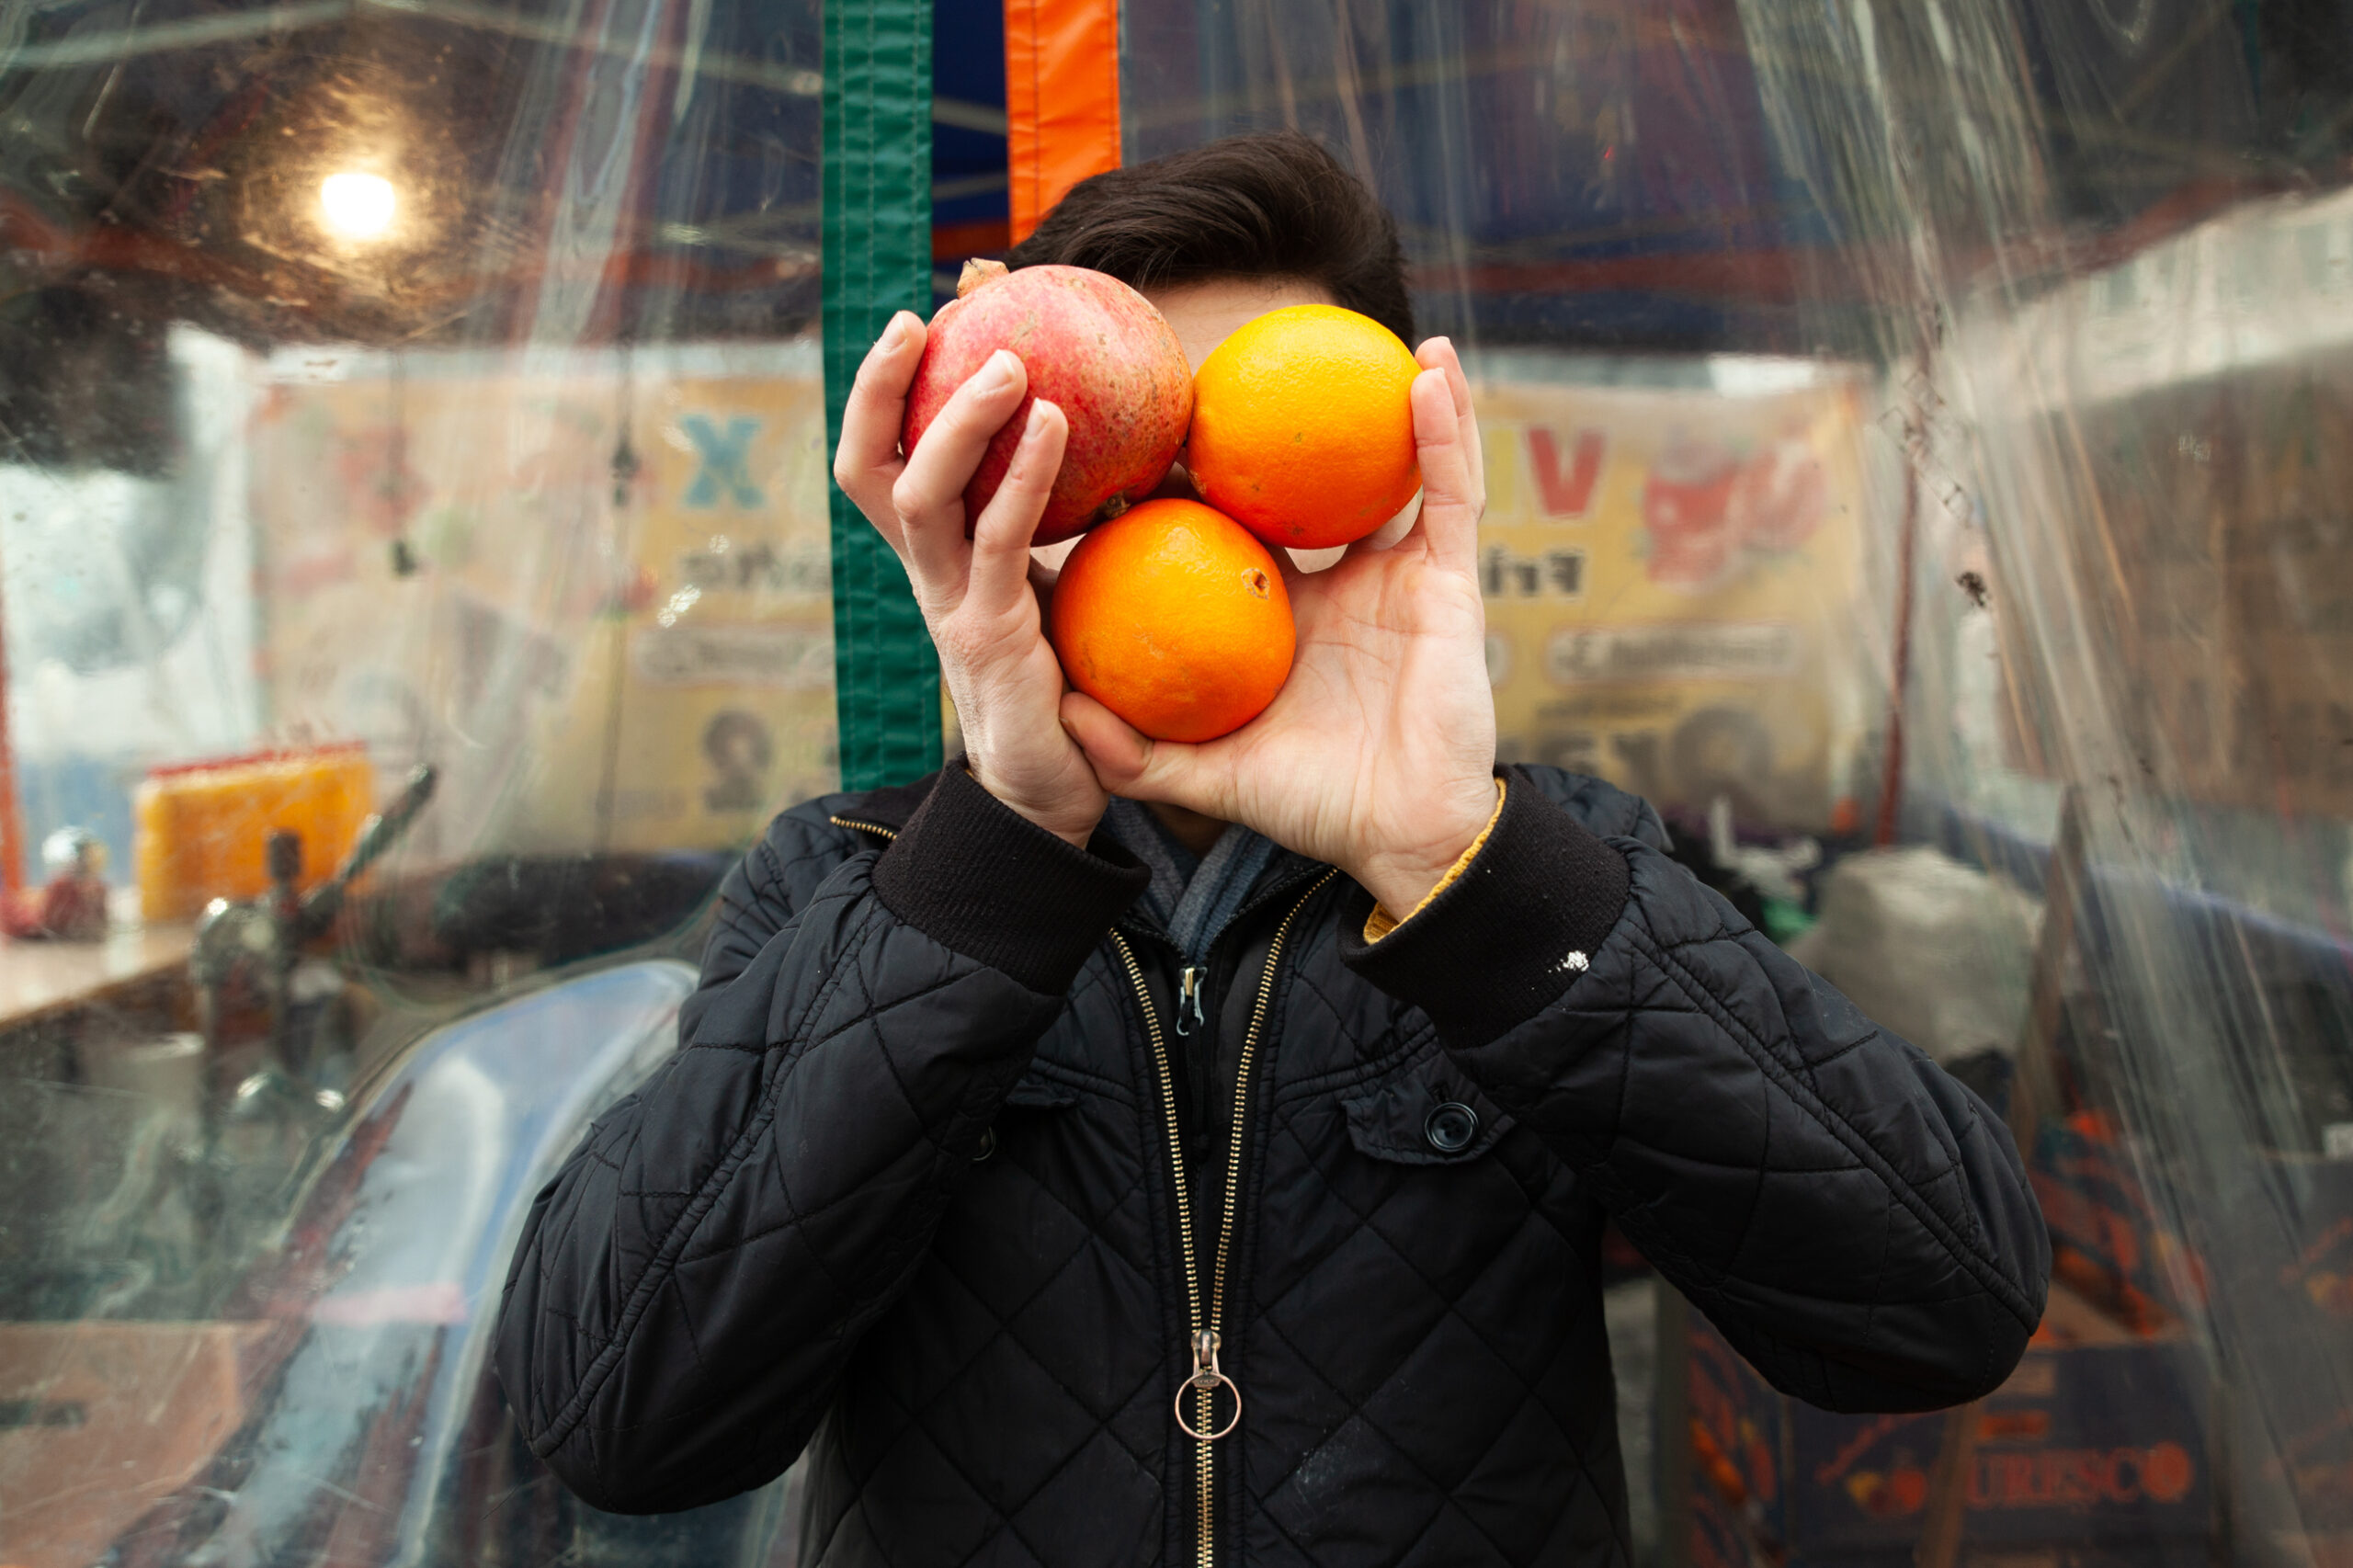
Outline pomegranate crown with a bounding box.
[957,257,1010,298]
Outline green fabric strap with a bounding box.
[823,0,940,790]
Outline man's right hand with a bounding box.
[832,311,1108,847]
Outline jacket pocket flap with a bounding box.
[1341,1055,1511,1165]
[1001,1073,1084,1111]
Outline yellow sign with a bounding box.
[250,349,1879,859]
[1475,373,1876,834]
[250,347,840,861]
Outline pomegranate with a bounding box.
[902,260,1193,546]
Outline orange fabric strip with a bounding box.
[1004,0,1121,243]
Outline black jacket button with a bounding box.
[975,1127,997,1162]
[1424,1102,1478,1153]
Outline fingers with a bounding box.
[969,400,1067,611]
[1415,335,1483,487]
[1059,692,1228,817]
[833,312,926,551]
[1406,340,1484,574]
[892,347,1031,597]
[896,348,1027,518]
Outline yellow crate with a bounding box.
[133,747,375,924]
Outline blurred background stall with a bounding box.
[1,0,2348,1562]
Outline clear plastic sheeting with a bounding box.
[2,0,835,1555]
[244,341,837,868]
[0,0,2349,1563]
[1929,187,2353,1568]
[1125,5,2353,1567]
[0,0,834,893]
[1,960,801,1561]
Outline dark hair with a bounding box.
[1003,131,1415,345]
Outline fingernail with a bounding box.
[1024,399,1060,441]
[988,349,1021,389]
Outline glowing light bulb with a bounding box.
[320,171,396,240]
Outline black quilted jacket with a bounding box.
[496,763,2049,1565]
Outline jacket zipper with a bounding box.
[828,815,900,840]
[1176,966,1208,1035]
[837,798,1329,1562]
[1112,869,1336,1568]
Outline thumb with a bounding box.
[1059,691,1225,812]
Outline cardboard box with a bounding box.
[2003,360,2353,821]
[1685,1312,2213,1565]
[1692,1482,1779,1568]
[1788,1344,2210,1551]
[1698,1543,2215,1568]
[2028,1111,2205,1336]
[2220,1156,2353,1535]
[131,744,374,922]
[1688,1312,1792,1549]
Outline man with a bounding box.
[496,133,2049,1565]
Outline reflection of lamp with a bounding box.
[319,171,396,240]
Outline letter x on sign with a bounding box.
[682,415,765,508]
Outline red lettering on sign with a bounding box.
[2018,1452,2053,1506]
[2143,1442,2194,1503]
[1969,1447,2194,1509]
[1528,427,1607,517]
[2067,1450,2115,1505]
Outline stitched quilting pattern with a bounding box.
[495,773,2048,1562]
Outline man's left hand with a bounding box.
[1061,337,1498,916]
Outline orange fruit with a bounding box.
[1049,498,1295,743]
[1186,303,1423,550]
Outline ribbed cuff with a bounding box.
[1342,767,1632,1043]
[870,764,1148,995]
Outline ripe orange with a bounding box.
[1049,498,1295,743]
[1186,303,1423,550]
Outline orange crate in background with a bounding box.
[133,745,374,923]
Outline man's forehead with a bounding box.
[1141,276,1338,372]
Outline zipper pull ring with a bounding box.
[1174,966,1207,1037]
[1174,1328,1241,1440]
